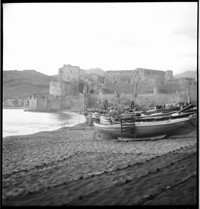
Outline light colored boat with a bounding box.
[100,110,196,124]
[93,116,194,140]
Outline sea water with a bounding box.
[3,109,86,138]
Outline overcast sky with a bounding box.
[3,2,197,75]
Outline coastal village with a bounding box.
[3,64,197,112]
[3,2,198,206]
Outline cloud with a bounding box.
[3,3,198,75]
[180,51,197,58]
[117,39,147,49]
[173,24,197,40]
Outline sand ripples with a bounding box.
[2,125,197,205]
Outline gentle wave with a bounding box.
[3,109,86,138]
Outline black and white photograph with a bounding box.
[2,2,198,206]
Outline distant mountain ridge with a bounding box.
[3,70,56,99]
[174,71,197,79]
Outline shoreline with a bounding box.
[3,107,25,109]
[3,107,84,113]
[2,123,197,206]
[3,110,86,138]
[3,121,87,139]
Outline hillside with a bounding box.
[3,70,56,99]
[85,68,105,76]
[174,71,197,79]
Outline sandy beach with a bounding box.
[2,122,197,206]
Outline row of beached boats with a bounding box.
[86,104,197,141]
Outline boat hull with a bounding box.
[93,117,191,140]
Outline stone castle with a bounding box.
[49,66,174,96]
[102,68,173,94]
[24,64,197,112]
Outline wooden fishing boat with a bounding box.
[93,115,195,140]
[140,103,196,116]
[99,110,196,124]
[88,104,196,126]
[143,107,180,116]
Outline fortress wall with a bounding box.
[27,95,61,111]
[102,81,155,94]
[88,94,99,108]
[164,70,173,81]
[136,68,164,81]
[50,81,79,96]
[90,93,133,108]
[165,80,181,93]
[63,81,79,95]
[136,81,155,94]
[104,68,170,94]
[105,71,134,83]
[102,83,135,94]
[79,69,87,81]
[88,92,181,108]
[151,93,179,105]
[189,83,197,103]
[125,93,178,106]
[28,98,37,110]
[177,84,197,104]
[105,68,167,84]
[48,97,62,111]
[108,78,192,95]
[36,97,48,111]
[49,81,62,96]
[62,94,89,112]
[164,79,197,102]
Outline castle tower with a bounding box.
[164,70,173,81]
[58,64,80,83]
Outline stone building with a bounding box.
[164,70,173,82]
[86,73,104,83]
[3,99,18,107]
[28,64,89,112]
[50,64,86,96]
[58,64,80,82]
[27,94,62,111]
[165,77,196,96]
[105,70,134,84]
[84,73,104,93]
[50,64,104,97]
[165,78,181,93]
[103,68,173,94]
[179,77,197,103]
[25,64,197,112]
[49,81,63,96]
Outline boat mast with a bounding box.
[133,69,139,103]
